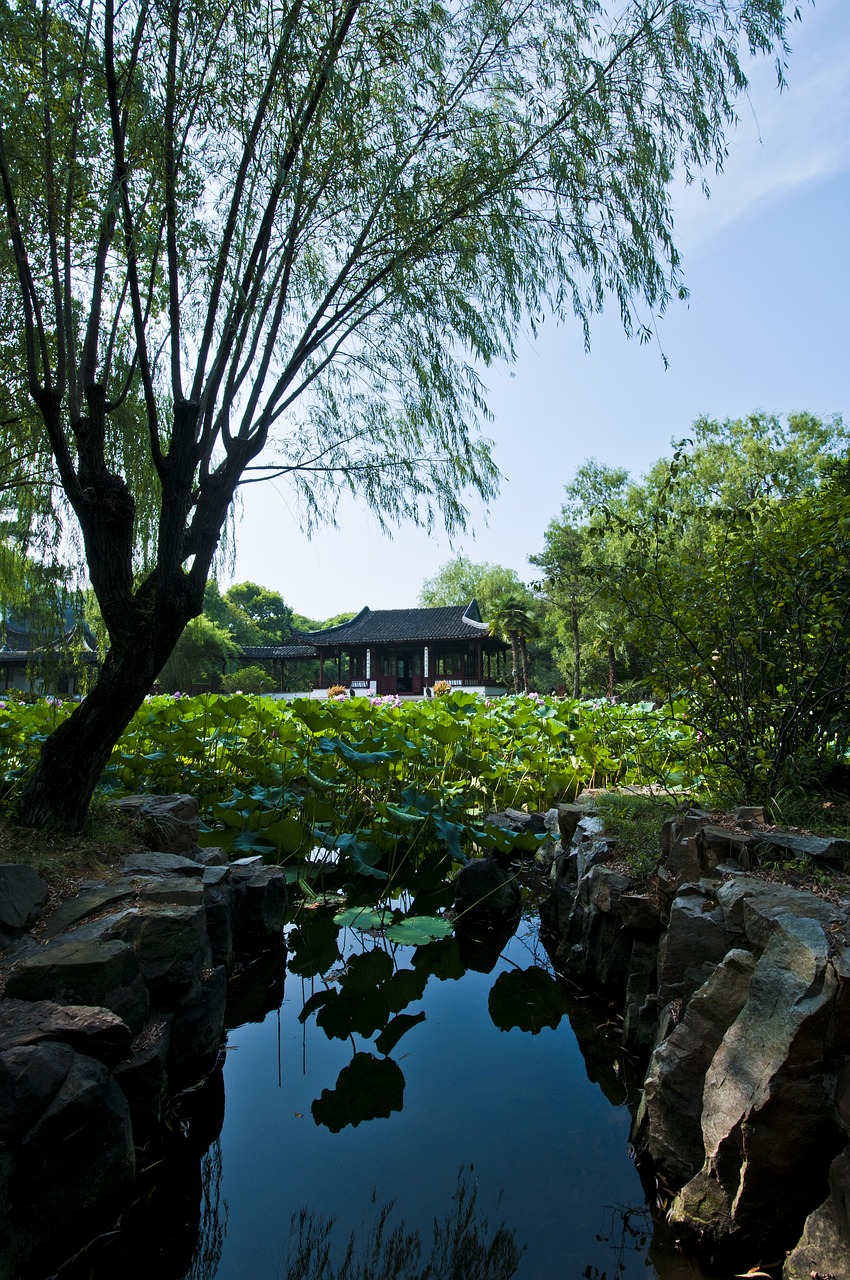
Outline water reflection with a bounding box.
[280,1170,523,1280]
[30,899,714,1279]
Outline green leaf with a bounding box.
[384,915,454,945]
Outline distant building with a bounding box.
[0,606,98,696]
[241,601,509,697]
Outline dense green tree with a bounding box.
[156,617,236,694]
[0,0,802,826]
[538,413,850,797]
[223,583,294,647]
[487,595,538,693]
[532,462,633,697]
[419,556,530,621]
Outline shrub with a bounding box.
[221,665,276,695]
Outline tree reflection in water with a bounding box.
[278,1169,523,1280]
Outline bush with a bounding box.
[221,665,276,695]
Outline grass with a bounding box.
[591,792,673,881]
[0,802,146,901]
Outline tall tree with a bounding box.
[0,0,801,827]
[419,555,531,621]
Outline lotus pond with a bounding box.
[5,693,712,1278]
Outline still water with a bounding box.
[191,907,708,1280]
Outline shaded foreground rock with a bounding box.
[540,802,850,1273]
[452,857,521,924]
[0,810,287,1278]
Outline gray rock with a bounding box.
[0,866,48,932]
[696,825,753,871]
[557,803,589,846]
[113,793,199,853]
[4,938,148,1035]
[635,949,756,1184]
[674,913,841,1250]
[783,1145,850,1279]
[0,998,132,1067]
[42,883,136,938]
[194,846,230,867]
[112,1020,170,1138]
[503,807,547,834]
[751,829,850,867]
[452,858,521,924]
[657,887,731,1007]
[619,894,662,933]
[103,904,213,1001]
[0,1041,75,1142]
[230,864,288,950]
[18,1052,134,1258]
[575,837,615,881]
[166,965,227,1083]
[122,851,206,877]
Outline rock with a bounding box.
[43,883,136,939]
[17,1052,135,1262]
[503,807,547,834]
[557,803,590,846]
[166,965,228,1083]
[122,851,206,877]
[193,846,229,867]
[4,938,148,1035]
[103,904,213,1001]
[673,913,842,1252]
[0,865,48,933]
[635,949,757,1184]
[112,1021,170,1138]
[230,865,288,950]
[575,837,615,881]
[732,806,764,825]
[783,1145,850,1279]
[0,1042,75,1142]
[0,998,132,1067]
[452,858,521,925]
[657,887,731,1007]
[113,794,199,853]
[696,825,753,871]
[750,829,850,868]
[619,894,662,933]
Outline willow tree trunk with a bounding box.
[571,599,581,699]
[17,605,190,830]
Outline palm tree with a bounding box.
[488,596,536,692]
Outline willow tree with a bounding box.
[0,0,800,827]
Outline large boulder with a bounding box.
[635,948,756,1184]
[230,864,288,951]
[113,794,200,853]
[0,865,48,936]
[670,913,843,1254]
[783,1145,850,1279]
[17,1052,135,1264]
[4,938,148,1035]
[0,997,132,1068]
[656,885,731,1006]
[452,858,521,925]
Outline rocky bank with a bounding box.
[540,801,850,1277]
[0,794,287,1278]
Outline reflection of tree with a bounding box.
[186,1140,228,1280]
[281,1169,523,1280]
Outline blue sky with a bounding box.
[228,0,850,622]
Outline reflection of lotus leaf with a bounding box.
[487,966,568,1034]
[311,1052,405,1131]
[384,916,454,946]
[316,990,389,1039]
[340,947,393,994]
[375,1010,426,1055]
[287,913,340,979]
[412,936,465,981]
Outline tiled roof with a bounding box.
[240,643,318,660]
[302,601,490,646]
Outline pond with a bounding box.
[49,889,712,1280]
